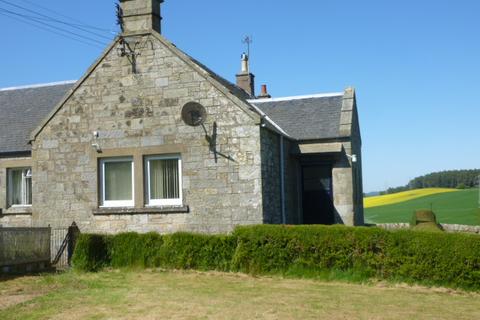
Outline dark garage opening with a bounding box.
[301,165,335,225]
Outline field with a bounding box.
[365,188,480,225]
[364,188,458,208]
[1,270,480,320]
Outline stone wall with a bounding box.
[31,33,264,234]
[331,88,364,226]
[260,129,281,224]
[332,142,355,225]
[350,101,364,226]
[377,223,480,235]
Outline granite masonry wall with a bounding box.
[30,33,264,234]
[260,128,282,224]
[331,89,364,226]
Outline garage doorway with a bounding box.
[301,165,335,224]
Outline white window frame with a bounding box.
[99,157,134,208]
[7,167,32,207]
[145,154,183,207]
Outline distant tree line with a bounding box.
[380,169,480,195]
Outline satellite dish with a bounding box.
[182,102,207,127]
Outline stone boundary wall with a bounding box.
[376,223,480,235]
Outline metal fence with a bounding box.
[51,227,69,268]
[0,227,51,267]
[0,223,80,270]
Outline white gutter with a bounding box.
[280,135,286,224]
[250,92,343,103]
[0,80,77,92]
[247,101,292,139]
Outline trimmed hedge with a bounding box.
[72,225,480,290]
[71,234,110,272]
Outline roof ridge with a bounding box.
[0,80,77,92]
[248,92,343,104]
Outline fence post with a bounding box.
[67,222,80,266]
[48,225,52,269]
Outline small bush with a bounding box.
[412,210,437,225]
[411,210,443,231]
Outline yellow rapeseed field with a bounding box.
[364,188,458,208]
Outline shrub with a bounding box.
[382,229,480,288]
[157,233,235,271]
[108,232,164,268]
[72,234,110,272]
[232,225,480,289]
[72,225,480,290]
[411,210,443,231]
[231,225,384,276]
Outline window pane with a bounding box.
[25,176,32,205]
[150,159,179,200]
[104,161,132,201]
[9,169,23,205]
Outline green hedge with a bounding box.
[72,225,480,290]
[71,234,110,272]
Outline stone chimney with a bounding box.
[119,0,164,34]
[236,53,255,97]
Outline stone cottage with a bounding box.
[0,0,364,233]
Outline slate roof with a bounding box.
[188,56,252,102]
[250,94,345,140]
[0,82,74,154]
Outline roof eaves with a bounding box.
[248,102,293,139]
[0,150,31,158]
[249,92,344,104]
[0,80,77,92]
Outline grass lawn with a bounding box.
[1,270,480,320]
[365,189,480,225]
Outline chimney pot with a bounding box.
[241,53,249,73]
[236,53,255,97]
[258,84,271,99]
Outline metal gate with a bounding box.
[50,222,80,269]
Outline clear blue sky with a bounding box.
[0,0,479,192]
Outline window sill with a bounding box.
[0,206,33,216]
[93,206,189,216]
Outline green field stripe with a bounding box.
[365,189,480,226]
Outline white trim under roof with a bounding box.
[248,102,292,139]
[0,80,77,92]
[248,92,344,104]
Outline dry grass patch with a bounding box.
[1,270,479,320]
